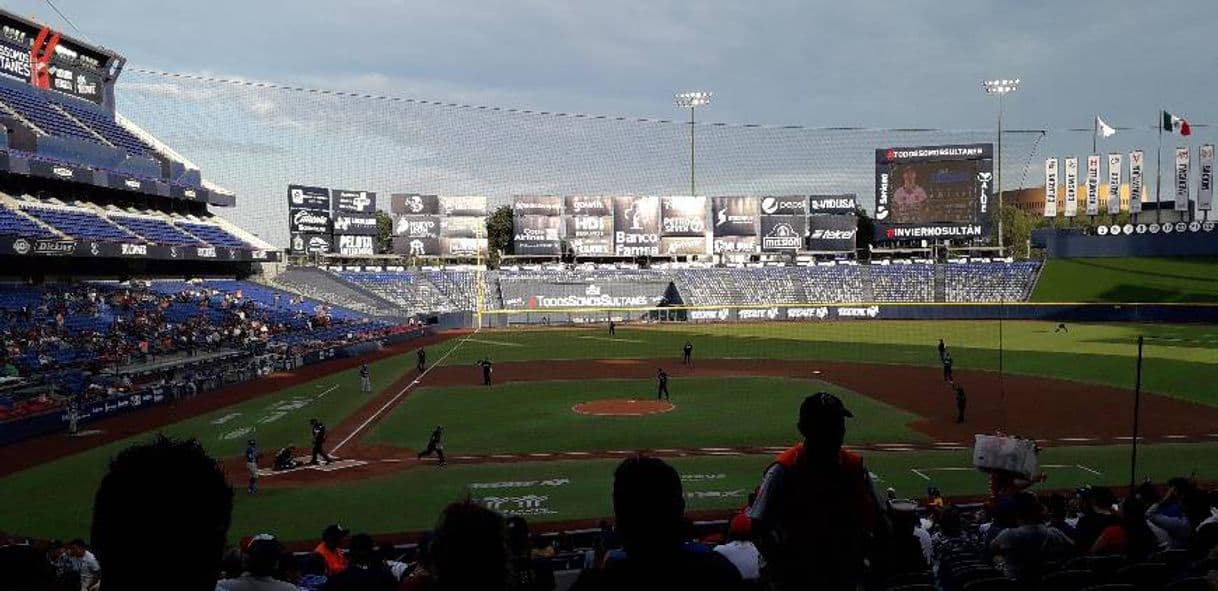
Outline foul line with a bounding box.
[577,336,645,343]
[332,329,480,453]
[465,338,525,347]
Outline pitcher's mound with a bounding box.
[572,399,675,416]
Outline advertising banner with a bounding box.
[332,212,378,236]
[391,236,441,257]
[1176,147,1191,212]
[660,196,707,237]
[288,185,331,211]
[757,195,809,216]
[1129,151,1143,214]
[513,215,562,255]
[710,197,758,237]
[288,208,331,234]
[1085,155,1100,216]
[336,235,375,256]
[1043,158,1058,218]
[565,215,614,256]
[512,195,563,217]
[806,195,855,215]
[806,215,858,251]
[440,195,488,217]
[612,196,660,256]
[712,235,757,254]
[659,236,707,256]
[441,216,487,238]
[332,189,377,213]
[441,237,489,257]
[391,193,439,215]
[564,195,612,217]
[394,215,441,238]
[0,237,278,261]
[1107,154,1122,215]
[1064,157,1079,217]
[760,215,806,251]
[291,233,332,255]
[1199,145,1214,211]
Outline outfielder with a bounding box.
[359,363,371,393]
[942,352,954,383]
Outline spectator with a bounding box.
[1074,486,1119,551]
[379,543,409,581]
[1046,493,1078,540]
[572,456,743,591]
[217,535,298,591]
[876,500,929,580]
[314,525,350,576]
[930,505,980,573]
[505,516,555,591]
[1091,496,1163,560]
[397,534,434,591]
[713,513,761,582]
[324,533,397,591]
[429,501,509,591]
[91,436,233,591]
[990,491,1075,584]
[748,392,886,590]
[57,538,101,591]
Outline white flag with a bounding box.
[1096,117,1116,138]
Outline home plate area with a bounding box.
[258,457,367,477]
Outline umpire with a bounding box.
[309,418,333,465]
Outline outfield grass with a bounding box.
[1031,257,1218,302]
[365,377,928,454]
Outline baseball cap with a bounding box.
[322,524,349,542]
[800,392,853,423]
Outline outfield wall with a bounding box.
[480,303,1218,326]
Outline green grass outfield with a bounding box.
[3,320,1218,542]
[1032,257,1218,302]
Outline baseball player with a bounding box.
[954,384,967,424]
[416,425,447,466]
[417,348,427,372]
[609,320,616,336]
[477,358,494,386]
[309,418,333,465]
[937,339,946,363]
[682,340,693,365]
[1054,322,1069,333]
[67,399,79,435]
[359,363,371,393]
[942,352,954,383]
[656,368,670,401]
[245,438,260,494]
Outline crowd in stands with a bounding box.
[4,394,1216,591]
[0,280,406,421]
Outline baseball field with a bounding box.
[3,316,1218,543]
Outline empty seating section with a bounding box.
[0,206,55,238]
[175,222,251,248]
[271,268,403,317]
[111,215,203,246]
[945,261,1041,302]
[871,263,935,302]
[24,206,138,242]
[52,99,153,156]
[422,270,481,311]
[0,85,97,143]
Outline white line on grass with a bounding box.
[331,329,480,453]
[465,338,525,347]
[1076,464,1103,475]
[315,384,339,399]
[911,469,931,481]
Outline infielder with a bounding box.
[656,368,670,401]
[954,385,967,424]
[942,352,954,383]
[682,340,693,365]
[359,363,371,393]
[477,358,494,386]
[417,348,427,372]
[416,425,446,466]
[609,320,616,336]
[245,438,259,494]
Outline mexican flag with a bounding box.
[1163,110,1192,136]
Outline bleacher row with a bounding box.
[291,260,1042,315]
[0,84,155,158]
[0,197,254,249]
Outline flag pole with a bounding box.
[1092,117,1098,155]
[1156,110,1164,223]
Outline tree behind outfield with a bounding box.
[486,205,514,267]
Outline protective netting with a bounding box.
[114,69,1200,249]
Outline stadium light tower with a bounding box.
[674,91,712,197]
[982,78,1019,253]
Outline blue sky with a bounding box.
[8,0,1217,245]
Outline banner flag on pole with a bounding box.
[1107,153,1122,214]
[1086,155,1101,216]
[1096,116,1116,138]
[1163,110,1192,136]
[1175,147,1191,212]
[1044,158,1058,217]
[1199,144,1214,211]
[1064,157,1079,217]
[1129,151,1144,214]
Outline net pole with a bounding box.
[1129,336,1144,491]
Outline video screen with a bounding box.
[884,160,982,224]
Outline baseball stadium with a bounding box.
[2,4,1218,591]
